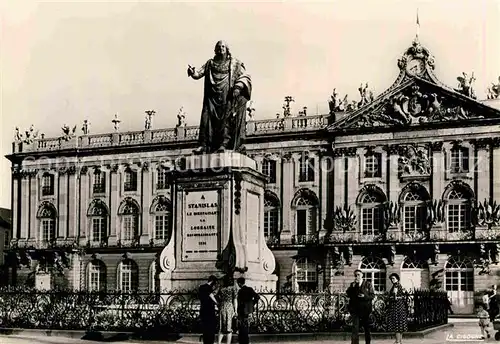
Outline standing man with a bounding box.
[187,40,252,154]
[236,277,260,344]
[346,269,375,344]
[199,275,219,344]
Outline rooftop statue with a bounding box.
[81,120,90,135]
[176,107,187,127]
[61,124,76,141]
[14,127,23,142]
[487,76,500,99]
[187,40,252,154]
[456,72,476,99]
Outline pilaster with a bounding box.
[386,145,400,203]
[29,175,37,240]
[474,139,490,203]
[332,149,345,208]
[20,177,30,239]
[58,173,68,238]
[79,168,89,244]
[345,148,358,206]
[68,171,78,238]
[493,140,500,201]
[431,141,444,200]
[11,177,19,239]
[319,152,329,236]
[108,165,120,245]
[140,163,151,245]
[281,154,294,234]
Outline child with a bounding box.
[478,303,492,339]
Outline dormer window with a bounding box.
[450,146,469,173]
[124,168,138,192]
[41,173,55,196]
[364,152,382,178]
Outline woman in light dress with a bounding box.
[217,274,238,344]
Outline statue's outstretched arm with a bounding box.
[189,62,207,80]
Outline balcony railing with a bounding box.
[291,234,319,245]
[13,114,330,154]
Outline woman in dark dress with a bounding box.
[386,273,408,344]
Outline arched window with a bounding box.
[118,199,140,241]
[401,256,430,290]
[153,200,171,241]
[292,190,318,244]
[360,256,386,292]
[358,191,385,236]
[446,186,472,233]
[88,260,107,291]
[118,259,139,292]
[295,257,318,292]
[402,186,428,233]
[88,201,108,244]
[264,192,280,239]
[37,203,57,243]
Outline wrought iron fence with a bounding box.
[0,288,447,334]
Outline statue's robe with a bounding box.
[196,57,252,153]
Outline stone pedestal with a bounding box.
[159,152,277,291]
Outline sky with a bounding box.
[1,0,499,209]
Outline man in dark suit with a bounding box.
[346,269,375,344]
[236,277,260,344]
[198,275,219,344]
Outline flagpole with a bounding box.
[416,8,420,41]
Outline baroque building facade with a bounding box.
[5,39,500,314]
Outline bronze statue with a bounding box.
[188,40,252,154]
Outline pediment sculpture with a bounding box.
[351,85,482,128]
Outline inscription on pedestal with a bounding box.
[183,190,220,261]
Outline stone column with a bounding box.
[79,167,89,245]
[140,163,151,245]
[108,164,120,246]
[58,172,67,239]
[475,139,490,204]
[20,175,30,239]
[492,139,500,201]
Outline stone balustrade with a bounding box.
[12,114,330,154]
